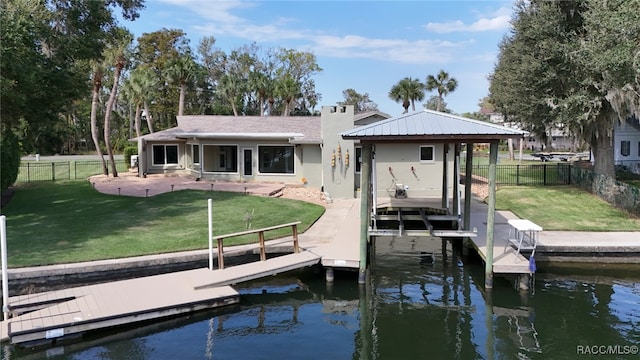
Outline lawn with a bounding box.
[2,181,325,268]
[495,186,640,231]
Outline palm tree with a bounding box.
[102,29,133,177]
[425,70,458,112]
[249,71,271,116]
[122,67,156,138]
[218,74,241,116]
[89,60,109,175]
[165,54,200,116]
[388,77,425,113]
[275,74,301,116]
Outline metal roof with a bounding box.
[134,115,322,143]
[341,110,527,142]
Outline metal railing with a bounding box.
[17,160,129,183]
[463,163,572,186]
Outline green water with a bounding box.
[4,236,640,359]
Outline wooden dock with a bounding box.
[1,251,320,345]
[467,204,531,274]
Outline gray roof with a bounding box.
[341,110,527,142]
[136,115,322,144]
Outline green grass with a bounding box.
[495,186,640,231]
[2,181,325,268]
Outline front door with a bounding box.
[243,148,253,178]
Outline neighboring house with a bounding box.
[614,116,640,174]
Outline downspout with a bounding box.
[320,143,324,192]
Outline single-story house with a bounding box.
[135,105,383,199]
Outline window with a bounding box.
[203,145,237,172]
[152,144,178,165]
[621,141,631,156]
[192,144,200,164]
[259,146,294,174]
[355,147,362,173]
[419,145,435,162]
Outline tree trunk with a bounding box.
[144,101,154,133]
[231,101,239,117]
[178,83,185,116]
[134,104,142,138]
[590,130,615,179]
[90,83,109,175]
[104,66,122,178]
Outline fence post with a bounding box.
[52,162,56,181]
[543,164,547,186]
[516,165,520,186]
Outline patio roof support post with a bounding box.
[442,143,449,210]
[464,143,474,230]
[359,143,373,284]
[453,143,461,229]
[485,141,499,289]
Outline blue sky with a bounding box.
[120,0,514,116]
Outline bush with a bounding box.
[1,131,21,192]
[123,146,138,168]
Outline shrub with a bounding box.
[123,146,138,168]
[1,131,21,192]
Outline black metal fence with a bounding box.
[464,163,572,186]
[17,160,129,183]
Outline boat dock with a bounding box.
[0,197,360,346]
[466,200,532,274]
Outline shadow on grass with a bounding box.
[2,181,325,267]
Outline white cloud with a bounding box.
[425,6,512,33]
[310,35,471,64]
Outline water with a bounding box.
[4,237,640,359]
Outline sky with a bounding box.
[119,0,515,117]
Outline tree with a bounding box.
[274,49,322,116]
[425,70,458,112]
[165,54,200,116]
[339,88,379,113]
[489,0,640,177]
[389,77,424,113]
[89,60,109,175]
[274,74,301,116]
[122,67,157,137]
[424,95,452,113]
[1,0,143,157]
[134,29,192,129]
[102,28,133,177]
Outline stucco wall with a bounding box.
[373,143,454,198]
[299,144,323,188]
[321,105,357,199]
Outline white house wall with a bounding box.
[614,123,640,173]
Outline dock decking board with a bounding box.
[1,251,325,344]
